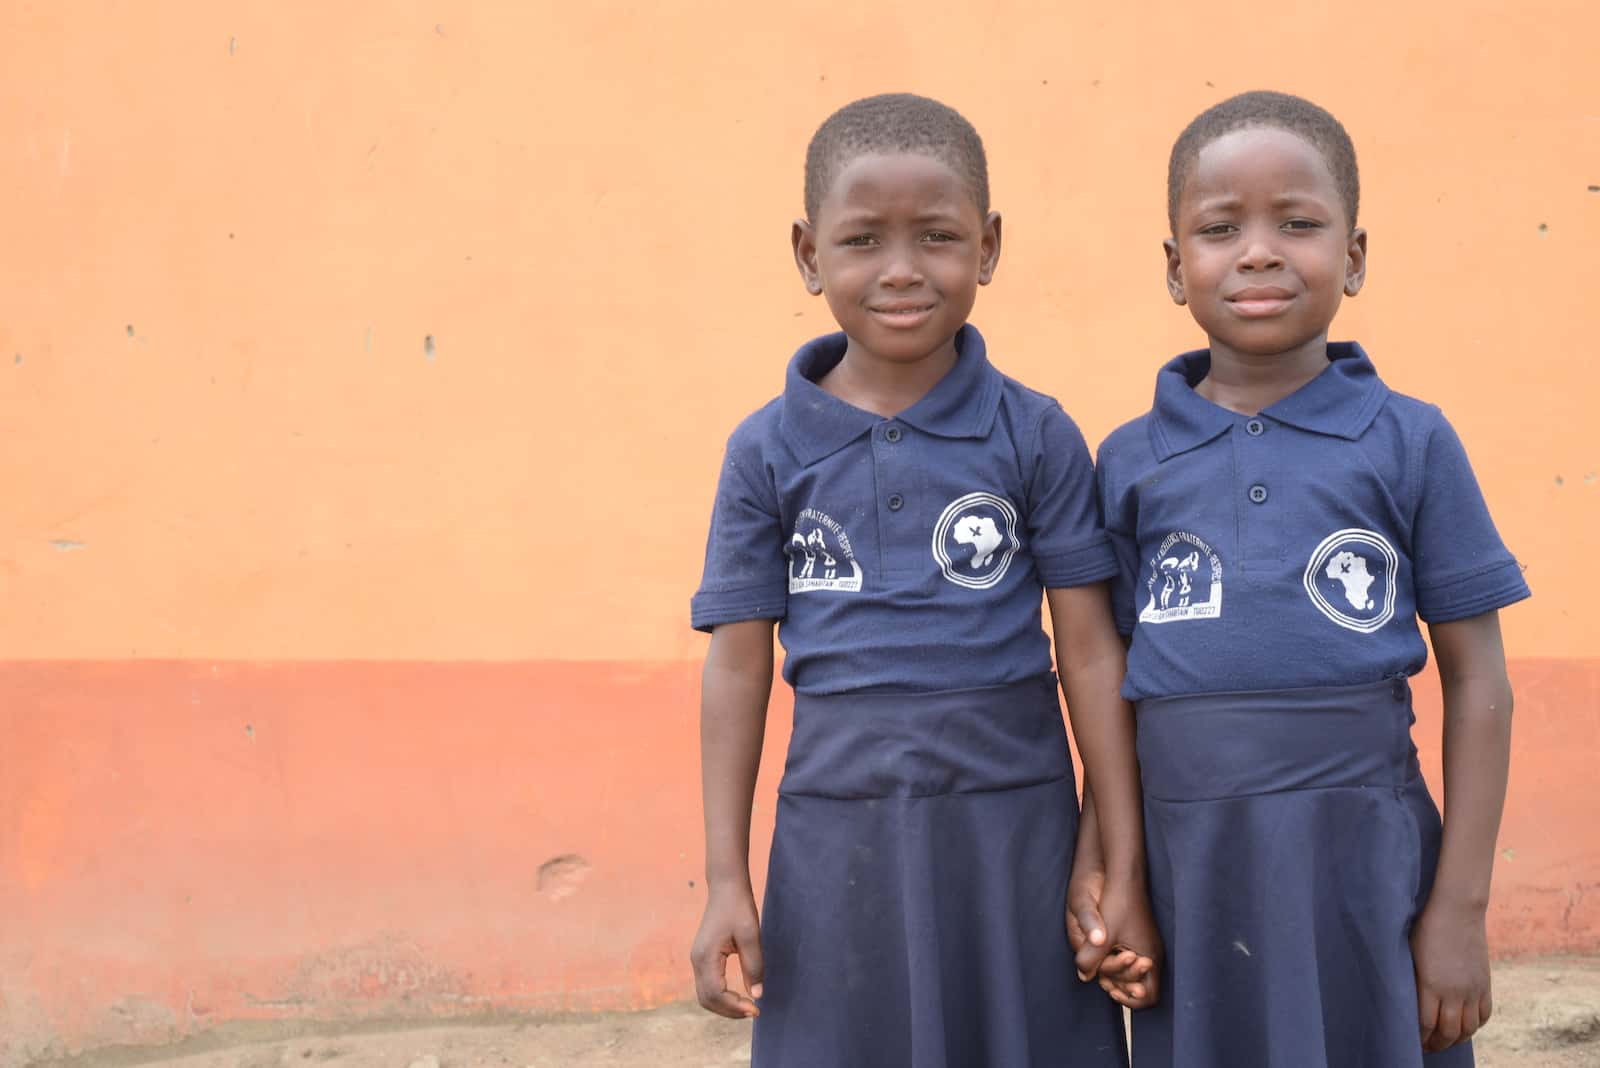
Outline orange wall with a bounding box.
[2,2,1597,1061]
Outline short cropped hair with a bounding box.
[804,93,989,222]
[1168,90,1360,232]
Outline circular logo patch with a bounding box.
[1303,528,1398,633]
[932,492,1020,589]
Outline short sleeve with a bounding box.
[1410,411,1531,623]
[689,425,788,631]
[1095,438,1141,637]
[1026,404,1119,589]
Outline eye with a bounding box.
[1282,219,1322,231]
[1197,222,1237,237]
[841,234,878,247]
[921,230,958,243]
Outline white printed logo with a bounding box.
[933,492,1020,589]
[1304,528,1397,633]
[788,509,863,593]
[1139,531,1223,623]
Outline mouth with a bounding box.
[1225,286,1296,318]
[867,302,937,327]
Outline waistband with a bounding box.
[1136,677,1420,803]
[782,674,1071,799]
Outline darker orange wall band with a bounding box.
[0,658,1594,1058]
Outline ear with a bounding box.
[792,219,824,295]
[1343,227,1368,297]
[977,211,1003,285]
[1163,237,1186,305]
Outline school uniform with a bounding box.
[694,325,1128,1068]
[1097,343,1530,1068]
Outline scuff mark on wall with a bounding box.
[537,854,591,900]
[266,936,467,1016]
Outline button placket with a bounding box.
[872,422,917,575]
[881,423,906,513]
[1237,418,1280,566]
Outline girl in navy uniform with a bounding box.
[1082,91,1530,1066]
[689,94,1159,1067]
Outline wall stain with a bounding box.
[538,854,591,900]
[275,935,466,1009]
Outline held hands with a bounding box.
[1067,864,1162,1010]
[1412,896,1492,1052]
[691,881,765,1019]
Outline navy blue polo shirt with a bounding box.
[692,325,1118,695]
[1097,343,1531,702]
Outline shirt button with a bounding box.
[887,494,904,511]
[1248,484,1268,504]
[1246,419,1265,436]
[884,425,902,443]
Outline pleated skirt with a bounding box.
[752,674,1128,1068]
[1131,678,1473,1068]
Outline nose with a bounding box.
[879,240,922,287]
[1237,229,1283,272]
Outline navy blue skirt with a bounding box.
[1131,678,1473,1068]
[752,675,1128,1068]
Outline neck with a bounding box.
[819,335,960,418]
[1195,334,1330,415]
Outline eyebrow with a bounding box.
[829,209,967,228]
[1192,191,1330,212]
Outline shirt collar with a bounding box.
[1149,341,1390,460]
[779,324,1002,466]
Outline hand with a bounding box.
[690,882,765,1019]
[1067,863,1114,976]
[1092,878,1163,1010]
[1412,897,1492,1052]
[1068,866,1160,1009]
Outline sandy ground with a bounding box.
[44,956,1600,1068]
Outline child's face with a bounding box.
[1165,127,1366,360]
[793,152,1000,367]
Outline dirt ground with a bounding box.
[48,956,1600,1068]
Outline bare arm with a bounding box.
[1048,584,1160,1005]
[690,619,775,1018]
[1048,584,1144,881]
[1412,609,1514,1051]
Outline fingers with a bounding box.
[1075,904,1108,948]
[1427,1000,1463,1053]
[692,937,760,1020]
[1067,901,1108,978]
[1140,962,1161,1007]
[1459,996,1483,1044]
[1417,987,1440,1050]
[1074,938,1114,982]
[1097,974,1153,1010]
[735,922,766,1003]
[1093,947,1159,1011]
[1098,950,1152,982]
